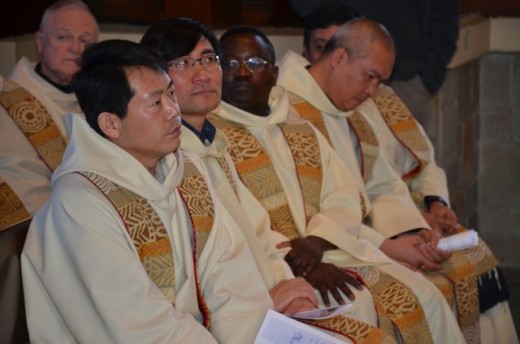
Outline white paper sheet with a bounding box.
[254,309,352,344]
[437,229,479,252]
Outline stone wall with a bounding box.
[479,53,520,267]
[434,52,520,268]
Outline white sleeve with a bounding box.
[22,174,217,344]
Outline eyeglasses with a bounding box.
[220,56,271,73]
[167,54,220,71]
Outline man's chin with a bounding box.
[225,97,252,110]
[349,98,368,110]
[61,69,80,82]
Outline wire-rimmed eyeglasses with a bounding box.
[167,54,220,71]
[220,56,271,73]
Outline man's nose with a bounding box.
[70,38,82,53]
[236,61,251,77]
[366,81,378,97]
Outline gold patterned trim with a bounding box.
[304,315,397,344]
[77,171,177,304]
[347,110,378,183]
[372,88,428,181]
[0,79,66,172]
[0,178,30,231]
[287,92,369,220]
[422,251,480,344]
[287,91,332,143]
[210,114,301,241]
[216,155,238,197]
[350,266,433,343]
[279,118,322,223]
[176,157,214,328]
[177,158,215,260]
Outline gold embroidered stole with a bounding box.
[346,111,379,183]
[364,91,481,340]
[216,156,238,197]
[422,251,480,343]
[279,119,322,224]
[287,93,370,220]
[78,161,212,328]
[349,266,433,344]
[287,93,332,144]
[372,88,428,182]
[211,113,433,342]
[303,315,397,344]
[77,171,177,305]
[0,177,30,231]
[209,115,301,241]
[176,157,214,262]
[0,80,67,220]
[372,90,482,338]
[175,157,214,328]
[211,115,398,343]
[453,226,502,316]
[0,80,67,172]
[286,95,435,342]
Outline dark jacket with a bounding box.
[292,0,460,94]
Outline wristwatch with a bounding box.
[424,195,448,210]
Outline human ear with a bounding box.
[330,47,347,68]
[271,65,279,86]
[302,43,309,60]
[35,31,44,54]
[98,112,120,139]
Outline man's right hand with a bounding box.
[282,298,317,316]
[380,235,442,271]
[269,277,318,314]
[304,262,364,307]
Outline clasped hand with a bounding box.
[278,236,334,277]
[277,236,363,306]
[380,229,451,271]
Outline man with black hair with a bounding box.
[21,39,273,343]
[140,18,403,343]
[302,1,359,64]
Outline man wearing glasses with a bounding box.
[139,18,404,342]
[211,24,467,343]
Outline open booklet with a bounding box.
[436,229,479,252]
[255,309,354,344]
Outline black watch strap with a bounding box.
[424,195,448,210]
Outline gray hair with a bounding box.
[39,0,98,35]
[322,17,394,62]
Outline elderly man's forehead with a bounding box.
[43,6,98,31]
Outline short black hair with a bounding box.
[140,17,220,62]
[303,1,359,50]
[72,39,168,136]
[219,25,276,64]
